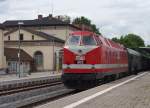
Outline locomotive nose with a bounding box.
[65,45,98,55]
[63,32,100,68]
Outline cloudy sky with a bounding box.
[0,0,150,45]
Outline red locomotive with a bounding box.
[62,31,129,89]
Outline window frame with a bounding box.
[34,51,43,66]
[19,33,24,41]
[66,35,81,46]
[82,35,97,46]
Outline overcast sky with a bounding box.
[0,0,150,45]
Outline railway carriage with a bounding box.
[62,31,129,89]
[127,48,142,74]
[141,55,150,71]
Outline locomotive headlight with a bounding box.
[91,65,95,69]
[76,55,85,60]
[67,65,70,69]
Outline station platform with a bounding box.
[37,71,150,108]
[0,71,62,90]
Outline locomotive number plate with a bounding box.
[77,60,84,64]
[76,56,85,60]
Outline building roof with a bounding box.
[0,24,4,30]
[24,28,65,43]
[4,28,65,43]
[4,48,33,61]
[4,28,18,35]
[3,15,80,29]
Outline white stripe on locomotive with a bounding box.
[63,64,128,69]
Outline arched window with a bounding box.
[34,51,43,66]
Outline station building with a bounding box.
[3,14,80,72]
[0,24,6,74]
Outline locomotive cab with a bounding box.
[63,31,102,65]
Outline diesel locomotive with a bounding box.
[62,31,150,89]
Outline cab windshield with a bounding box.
[66,35,80,45]
[82,36,96,45]
[66,35,97,46]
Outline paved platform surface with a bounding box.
[0,71,61,82]
[0,71,62,87]
[37,71,150,108]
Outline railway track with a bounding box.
[0,81,62,96]
[0,81,74,108]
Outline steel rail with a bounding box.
[0,81,62,96]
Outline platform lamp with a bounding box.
[18,21,24,78]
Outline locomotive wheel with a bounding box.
[116,73,120,79]
[133,67,138,75]
[103,75,113,83]
[111,74,117,81]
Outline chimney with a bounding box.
[57,16,61,20]
[38,15,43,20]
[49,14,53,18]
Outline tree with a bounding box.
[111,34,145,48]
[112,37,120,43]
[72,16,91,26]
[91,24,101,35]
[147,45,150,47]
[72,16,101,35]
[122,34,145,48]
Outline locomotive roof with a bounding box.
[70,31,126,50]
[70,31,96,36]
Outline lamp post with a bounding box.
[18,22,24,78]
[52,39,55,73]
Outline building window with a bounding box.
[34,51,43,66]
[7,61,17,73]
[32,35,34,40]
[8,36,10,40]
[19,33,24,41]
